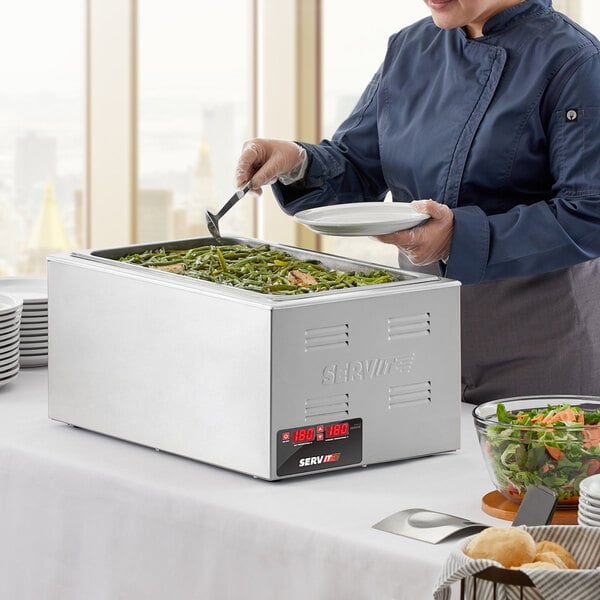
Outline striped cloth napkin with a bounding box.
[434,525,600,600]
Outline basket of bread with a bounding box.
[434,525,600,600]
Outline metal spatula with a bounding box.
[205,182,252,240]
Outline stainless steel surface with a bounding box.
[48,237,462,480]
[72,235,439,302]
[205,183,252,239]
[372,509,487,544]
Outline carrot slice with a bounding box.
[545,444,564,460]
[542,408,583,425]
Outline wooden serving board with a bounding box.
[482,491,579,525]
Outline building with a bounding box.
[137,189,174,243]
[21,182,72,274]
[15,133,57,220]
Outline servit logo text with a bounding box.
[321,353,414,385]
[298,453,341,468]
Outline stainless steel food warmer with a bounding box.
[48,237,461,480]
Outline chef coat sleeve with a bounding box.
[271,66,389,215]
[446,50,600,285]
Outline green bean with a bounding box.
[118,243,395,294]
[215,247,228,272]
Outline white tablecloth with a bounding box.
[0,369,504,600]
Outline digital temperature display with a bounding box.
[277,418,362,477]
[286,421,350,444]
[292,427,315,443]
[285,421,351,445]
[326,422,349,438]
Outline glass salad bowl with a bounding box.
[473,396,600,506]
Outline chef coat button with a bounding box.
[566,109,578,122]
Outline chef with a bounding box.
[235,0,600,405]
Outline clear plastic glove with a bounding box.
[374,199,454,265]
[235,138,307,195]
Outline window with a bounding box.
[580,1,600,37]
[137,0,254,243]
[319,1,430,266]
[5,0,595,274]
[0,1,84,275]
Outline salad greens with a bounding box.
[481,402,600,504]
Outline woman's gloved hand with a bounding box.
[374,199,454,265]
[235,138,307,194]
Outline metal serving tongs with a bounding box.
[205,182,252,240]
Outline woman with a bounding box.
[235,0,600,404]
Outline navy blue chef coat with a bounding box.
[272,0,600,285]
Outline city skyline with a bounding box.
[3,1,600,275]
[0,97,248,275]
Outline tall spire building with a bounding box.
[22,182,72,274]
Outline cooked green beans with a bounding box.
[118,243,396,295]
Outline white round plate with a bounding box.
[0,328,20,343]
[580,475,600,500]
[0,361,19,375]
[293,202,431,237]
[0,313,19,326]
[23,304,48,317]
[22,309,48,318]
[23,314,48,323]
[578,494,600,511]
[21,319,48,333]
[577,512,600,527]
[19,334,48,343]
[0,371,18,387]
[0,339,19,355]
[20,339,48,347]
[0,341,18,354]
[21,311,48,324]
[579,493,600,510]
[578,503,600,521]
[20,338,48,346]
[19,355,47,368]
[0,317,21,335]
[23,300,48,309]
[0,361,19,372]
[0,277,47,303]
[19,321,48,332]
[0,318,20,332]
[0,310,21,324]
[0,293,22,317]
[20,337,48,344]
[22,301,47,309]
[19,347,48,355]
[0,352,18,368]
[20,335,48,343]
[0,360,19,376]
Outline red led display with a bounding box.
[326,422,349,438]
[292,427,315,443]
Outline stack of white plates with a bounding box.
[0,292,23,388]
[578,474,600,526]
[0,277,48,368]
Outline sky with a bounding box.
[0,1,83,93]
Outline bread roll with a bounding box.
[464,527,536,568]
[535,540,578,569]
[534,551,567,569]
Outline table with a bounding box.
[0,369,505,600]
